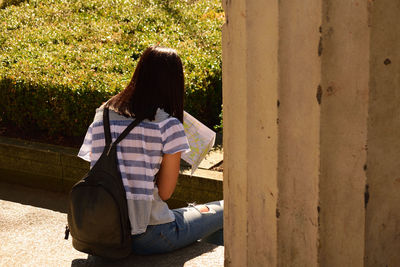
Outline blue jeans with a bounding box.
[131,200,223,255]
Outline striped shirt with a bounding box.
[78,106,190,234]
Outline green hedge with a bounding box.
[0,0,223,137]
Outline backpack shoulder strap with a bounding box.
[103,107,112,147]
[114,118,142,145]
[103,107,142,147]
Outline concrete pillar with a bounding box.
[365,1,400,266]
[318,1,370,266]
[222,0,251,265]
[222,0,320,266]
[222,0,279,265]
[277,1,321,266]
[223,0,400,266]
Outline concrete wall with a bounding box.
[223,0,400,266]
[0,137,222,209]
[0,137,88,192]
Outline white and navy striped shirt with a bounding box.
[78,106,190,234]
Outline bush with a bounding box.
[0,0,26,9]
[0,0,223,137]
[0,78,110,137]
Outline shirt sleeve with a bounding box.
[161,118,190,155]
[77,123,93,162]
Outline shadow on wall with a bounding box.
[71,241,221,267]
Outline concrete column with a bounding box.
[277,1,321,266]
[223,0,400,266]
[365,1,400,266]
[222,0,279,265]
[318,1,370,266]
[222,0,251,266]
[223,0,320,266]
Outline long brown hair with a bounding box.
[106,46,185,122]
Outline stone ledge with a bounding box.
[0,136,222,208]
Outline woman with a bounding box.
[78,46,223,255]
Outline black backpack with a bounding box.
[66,107,141,259]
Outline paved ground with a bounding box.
[0,182,224,267]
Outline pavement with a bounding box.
[0,182,224,267]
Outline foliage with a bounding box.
[213,104,223,132]
[0,0,26,9]
[0,0,223,137]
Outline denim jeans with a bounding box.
[131,200,223,255]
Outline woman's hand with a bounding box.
[156,152,182,201]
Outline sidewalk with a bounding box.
[0,182,224,267]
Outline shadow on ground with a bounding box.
[71,241,221,267]
[0,181,69,213]
[0,182,223,267]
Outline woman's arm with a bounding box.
[156,152,182,201]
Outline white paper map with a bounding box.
[181,111,216,175]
